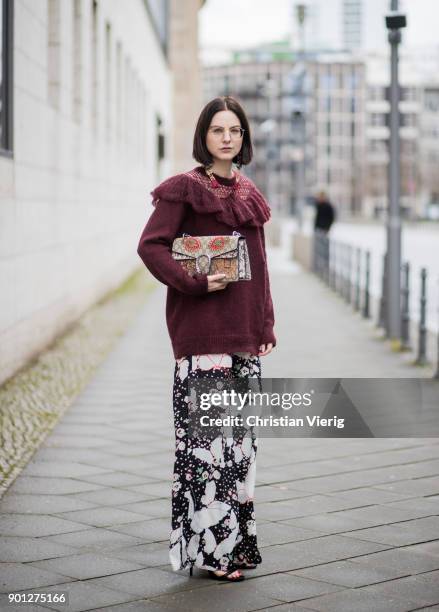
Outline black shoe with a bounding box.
[208,567,245,582]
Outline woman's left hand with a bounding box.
[258,343,273,357]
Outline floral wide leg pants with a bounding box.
[169,352,263,572]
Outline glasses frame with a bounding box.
[208,126,245,140]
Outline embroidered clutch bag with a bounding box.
[171,231,251,282]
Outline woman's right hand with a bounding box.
[207,273,229,292]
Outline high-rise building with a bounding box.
[343,0,362,50]
[289,0,387,53]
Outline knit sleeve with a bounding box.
[260,226,277,347]
[136,198,208,296]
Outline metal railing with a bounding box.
[312,229,438,378]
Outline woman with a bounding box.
[137,96,276,582]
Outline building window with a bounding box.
[91,0,98,135]
[105,22,111,141]
[145,0,169,57]
[48,0,61,109]
[0,0,13,154]
[72,0,82,122]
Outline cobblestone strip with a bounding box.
[0,269,156,498]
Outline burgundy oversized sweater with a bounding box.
[136,166,276,359]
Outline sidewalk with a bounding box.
[1,251,439,612]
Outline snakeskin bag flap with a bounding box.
[171,231,251,282]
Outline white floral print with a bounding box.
[169,352,263,572]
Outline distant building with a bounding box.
[342,0,362,50]
[364,51,439,219]
[203,47,365,217]
[203,40,439,221]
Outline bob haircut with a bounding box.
[192,96,253,168]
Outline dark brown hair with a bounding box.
[192,96,253,168]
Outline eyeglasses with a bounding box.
[208,126,245,139]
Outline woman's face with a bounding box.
[206,110,243,164]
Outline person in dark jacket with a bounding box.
[313,191,335,276]
[314,191,335,233]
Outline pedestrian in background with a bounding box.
[314,190,336,233]
[313,190,336,276]
[137,96,276,582]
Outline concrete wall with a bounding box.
[0,0,173,384]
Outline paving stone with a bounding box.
[257,521,326,547]
[31,449,117,464]
[124,482,171,499]
[0,563,74,593]
[87,567,206,598]
[146,581,281,612]
[107,542,170,567]
[5,476,105,496]
[342,516,439,547]
[87,600,174,611]
[0,514,89,537]
[326,487,412,505]
[256,495,360,521]
[254,485,311,503]
[75,471,153,488]
[373,476,439,497]
[71,487,149,507]
[351,548,439,574]
[0,594,49,611]
[295,587,419,611]
[24,580,134,611]
[43,528,144,551]
[282,534,390,564]
[403,541,439,558]
[290,558,411,588]
[232,572,343,603]
[110,518,170,542]
[382,497,439,517]
[54,507,148,528]
[0,537,78,563]
[0,493,98,514]
[19,461,110,479]
[280,512,370,534]
[358,573,439,608]
[30,552,145,580]
[117,500,172,519]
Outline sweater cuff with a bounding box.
[261,326,276,347]
[190,272,209,295]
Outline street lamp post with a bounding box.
[385,0,406,342]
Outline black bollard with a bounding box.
[335,242,342,293]
[346,244,352,304]
[400,262,411,350]
[329,236,335,289]
[362,251,371,319]
[342,242,348,300]
[324,233,330,285]
[415,267,428,366]
[354,247,361,311]
[378,252,388,331]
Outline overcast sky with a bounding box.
[199,0,439,63]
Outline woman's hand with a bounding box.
[207,273,230,292]
[258,343,273,356]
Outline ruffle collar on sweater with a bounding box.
[150,166,271,227]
